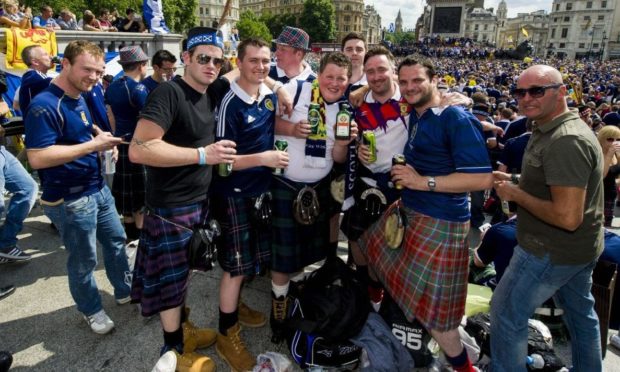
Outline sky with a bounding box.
[365,0,553,31]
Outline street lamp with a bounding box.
[601,30,608,61]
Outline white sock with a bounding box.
[271,281,289,298]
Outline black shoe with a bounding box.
[0,350,12,372]
[0,285,15,301]
[270,292,290,344]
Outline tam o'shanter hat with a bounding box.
[118,46,149,65]
[273,26,311,52]
[186,27,224,50]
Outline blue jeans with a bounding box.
[0,146,38,250]
[43,186,130,316]
[490,245,602,372]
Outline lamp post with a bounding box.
[601,30,608,61]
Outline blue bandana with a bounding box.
[186,28,224,50]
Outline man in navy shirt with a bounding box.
[19,45,53,118]
[105,46,149,242]
[361,55,493,372]
[212,38,287,372]
[25,40,130,335]
[141,49,178,94]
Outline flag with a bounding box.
[5,28,57,70]
[521,27,529,38]
[144,0,170,34]
[507,35,513,43]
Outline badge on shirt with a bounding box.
[80,111,90,126]
[264,98,275,112]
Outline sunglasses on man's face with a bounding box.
[512,84,563,99]
[195,54,224,68]
[606,138,620,142]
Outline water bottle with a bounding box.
[526,353,545,369]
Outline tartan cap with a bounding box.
[187,27,224,51]
[273,26,311,52]
[118,46,148,65]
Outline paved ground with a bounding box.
[1,203,620,371]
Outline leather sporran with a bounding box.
[293,186,320,225]
[384,202,407,250]
[251,192,272,227]
[188,219,221,271]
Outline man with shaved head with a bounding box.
[492,65,604,370]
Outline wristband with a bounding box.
[197,147,206,166]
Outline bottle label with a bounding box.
[336,113,350,137]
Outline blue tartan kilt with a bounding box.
[211,195,272,277]
[112,144,146,215]
[130,201,208,317]
[271,176,330,273]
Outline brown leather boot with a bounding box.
[216,323,255,372]
[182,307,217,352]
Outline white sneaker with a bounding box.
[116,295,132,305]
[84,309,115,334]
[151,350,177,372]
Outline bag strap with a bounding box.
[146,208,192,232]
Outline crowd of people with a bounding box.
[0,21,617,372]
[0,1,147,32]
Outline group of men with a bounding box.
[1,21,604,372]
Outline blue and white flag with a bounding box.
[144,0,170,34]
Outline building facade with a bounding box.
[464,7,497,44]
[547,0,617,60]
[197,0,240,28]
[363,5,382,45]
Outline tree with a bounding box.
[299,0,335,43]
[260,12,297,40]
[236,11,271,42]
[161,0,197,34]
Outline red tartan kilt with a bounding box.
[359,202,470,332]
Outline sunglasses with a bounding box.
[606,138,620,142]
[195,54,224,68]
[512,84,563,99]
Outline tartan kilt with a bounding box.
[130,201,208,317]
[211,195,271,277]
[271,176,330,273]
[112,144,146,215]
[359,203,470,332]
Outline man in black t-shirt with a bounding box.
[129,27,234,371]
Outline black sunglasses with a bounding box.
[512,84,563,99]
[606,138,620,142]
[195,54,224,68]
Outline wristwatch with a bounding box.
[427,176,436,192]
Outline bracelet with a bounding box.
[197,147,206,166]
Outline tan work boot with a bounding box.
[172,349,215,372]
[216,323,255,372]
[238,301,266,328]
[183,307,217,352]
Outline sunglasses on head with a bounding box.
[606,138,620,142]
[195,54,224,68]
[512,84,563,99]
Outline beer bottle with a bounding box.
[335,103,351,141]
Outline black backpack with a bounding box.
[284,256,370,368]
[286,256,370,342]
